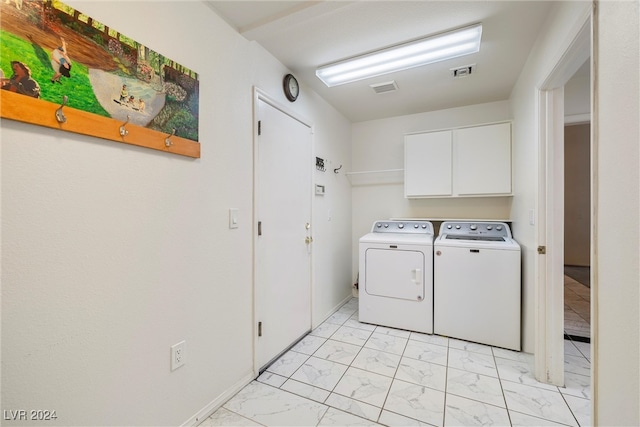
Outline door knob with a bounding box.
[305,223,311,230]
[305,236,313,244]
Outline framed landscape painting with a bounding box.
[1,0,200,157]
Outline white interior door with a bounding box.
[255,95,312,372]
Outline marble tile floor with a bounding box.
[203,298,591,427]
[564,275,590,340]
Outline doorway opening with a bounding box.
[563,59,591,344]
[535,12,591,388]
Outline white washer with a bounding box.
[359,220,434,334]
[434,221,521,350]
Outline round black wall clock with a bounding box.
[283,74,299,102]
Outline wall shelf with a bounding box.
[1,91,200,159]
[345,168,404,186]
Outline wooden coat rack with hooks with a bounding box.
[1,90,200,159]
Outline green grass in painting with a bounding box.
[1,30,110,117]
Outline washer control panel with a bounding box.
[440,221,512,238]
[371,220,433,234]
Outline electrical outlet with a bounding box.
[171,340,186,371]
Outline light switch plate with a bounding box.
[229,208,239,229]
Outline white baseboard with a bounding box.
[182,370,255,427]
[313,292,354,329]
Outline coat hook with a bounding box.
[119,115,130,137]
[164,128,176,147]
[334,164,343,174]
[55,95,68,124]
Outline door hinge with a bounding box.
[258,120,262,136]
[537,246,546,254]
[258,321,263,337]
[258,221,262,236]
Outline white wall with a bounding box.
[564,60,591,118]
[350,101,512,281]
[304,88,354,325]
[0,2,352,425]
[509,0,591,353]
[593,1,639,424]
[510,2,640,421]
[564,124,590,267]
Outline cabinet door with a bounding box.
[404,131,452,197]
[454,122,511,195]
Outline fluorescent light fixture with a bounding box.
[316,24,482,87]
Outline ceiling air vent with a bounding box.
[451,64,476,78]
[369,80,398,94]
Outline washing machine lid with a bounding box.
[435,234,520,250]
[444,235,506,242]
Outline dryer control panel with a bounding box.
[371,220,433,234]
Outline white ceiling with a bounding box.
[206,1,554,123]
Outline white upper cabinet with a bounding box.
[404,122,512,198]
[454,122,512,195]
[404,130,452,197]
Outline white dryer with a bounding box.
[359,220,434,334]
[434,221,521,350]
